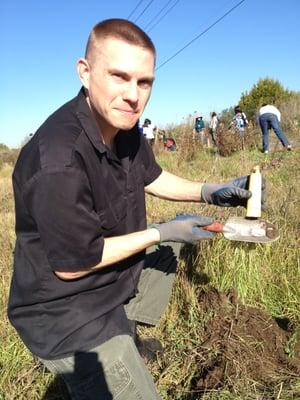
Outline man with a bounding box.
[8,19,264,399]
[258,103,292,154]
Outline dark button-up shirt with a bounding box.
[8,89,162,359]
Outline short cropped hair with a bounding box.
[85,18,156,64]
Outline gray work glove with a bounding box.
[151,214,214,245]
[201,176,266,209]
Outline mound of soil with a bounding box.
[191,288,300,392]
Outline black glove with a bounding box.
[201,176,266,208]
[151,214,214,245]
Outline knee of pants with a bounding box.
[41,335,159,400]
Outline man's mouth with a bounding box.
[115,108,138,115]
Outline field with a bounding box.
[0,130,299,399]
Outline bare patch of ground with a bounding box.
[190,288,300,394]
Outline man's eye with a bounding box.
[112,73,125,81]
[139,80,152,89]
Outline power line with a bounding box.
[155,0,246,71]
[191,0,235,36]
[127,0,144,20]
[144,0,174,30]
[147,0,180,33]
[134,0,155,23]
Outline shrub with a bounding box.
[218,125,260,157]
[0,148,19,169]
[280,94,300,137]
[239,78,296,121]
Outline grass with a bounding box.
[0,133,299,399]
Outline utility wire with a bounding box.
[147,0,180,33]
[127,0,144,20]
[134,0,155,23]
[144,0,174,30]
[191,0,234,37]
[155,0,246,71]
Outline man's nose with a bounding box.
[123,81,138,103]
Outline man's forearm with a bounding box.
[55,228,160,280]
[145,170,204,201]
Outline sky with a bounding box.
[1,0,300,148]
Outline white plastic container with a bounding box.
[246,165,262,218]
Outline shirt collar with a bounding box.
[74,87,140,165]
[75,87,107,154]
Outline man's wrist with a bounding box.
[148,225,161,244]
[199,183,205,203]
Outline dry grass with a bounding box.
[146,139,300,399]
[1,139,300,399]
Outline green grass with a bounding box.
[1,140,299,399]
[147,143,300,399]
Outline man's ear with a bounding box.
[77,58,90,89]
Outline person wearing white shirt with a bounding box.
[142,118,155,146]
[209,112,218,146]
[258,104,292,154]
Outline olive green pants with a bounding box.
[39,243,182,400]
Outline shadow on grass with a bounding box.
[180,244,210,286]
[42,375,70,400]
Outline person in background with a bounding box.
[209,111,219,146]
[258,104,292,154]
[8,18,265,400]
[194,116,205,144]
[231,105,248,133]
[142,118,155,146]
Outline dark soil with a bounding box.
[190,288,300,394]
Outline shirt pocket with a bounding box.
[129,163,145,191]
[97,196,127,232]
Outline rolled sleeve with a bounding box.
[24,167,104,271]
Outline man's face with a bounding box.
[82,38,155,133]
